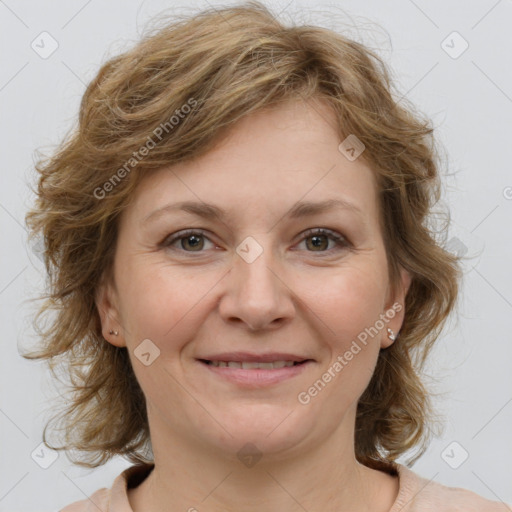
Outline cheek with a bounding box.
[300,262,387,344]
[297,262,387,399]
[301,271,386,411]
[115,256,220,344]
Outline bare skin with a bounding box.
[97,97,410,511]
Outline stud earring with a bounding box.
[387,328,397,341]
[109,329,119,336]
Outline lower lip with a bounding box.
[198,360,312,387]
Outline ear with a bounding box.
[95,274,126,348]
[381,266,412,349]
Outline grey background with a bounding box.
[0,0,511,510]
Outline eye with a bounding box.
[295,228,350,253]
[160,228,350,255]
[162,229,215,252]
[161,228,350,253]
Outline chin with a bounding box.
[198,405,318,462]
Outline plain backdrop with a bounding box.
[0,0,511,510]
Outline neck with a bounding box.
[128,406,398,512]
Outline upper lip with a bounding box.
[198,352,311,363]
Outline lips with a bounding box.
[196,352,313,386]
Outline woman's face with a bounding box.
[98,98,410,461]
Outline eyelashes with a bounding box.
[160,227,351,256]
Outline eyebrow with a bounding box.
[143,198,363,224]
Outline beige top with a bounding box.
[60,463,511,511]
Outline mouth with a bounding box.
[200,359,308,369]
[196,353,314,386]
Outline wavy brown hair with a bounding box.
[23,1,462,471]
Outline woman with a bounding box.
[24,2,510,511]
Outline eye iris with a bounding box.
[182,234,204,251]
[307,234,328,251]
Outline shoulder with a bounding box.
[59,487,109,512]
[393,463,511,512]
[59,464,154,512]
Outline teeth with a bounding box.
[208,360,297,369]
[272,360,291,368]
[242,361,268,369]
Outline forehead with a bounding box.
[125,98,379,228]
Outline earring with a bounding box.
[387,328,397,341]
[109,329,119,336]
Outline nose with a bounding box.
[218,244,295,331]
